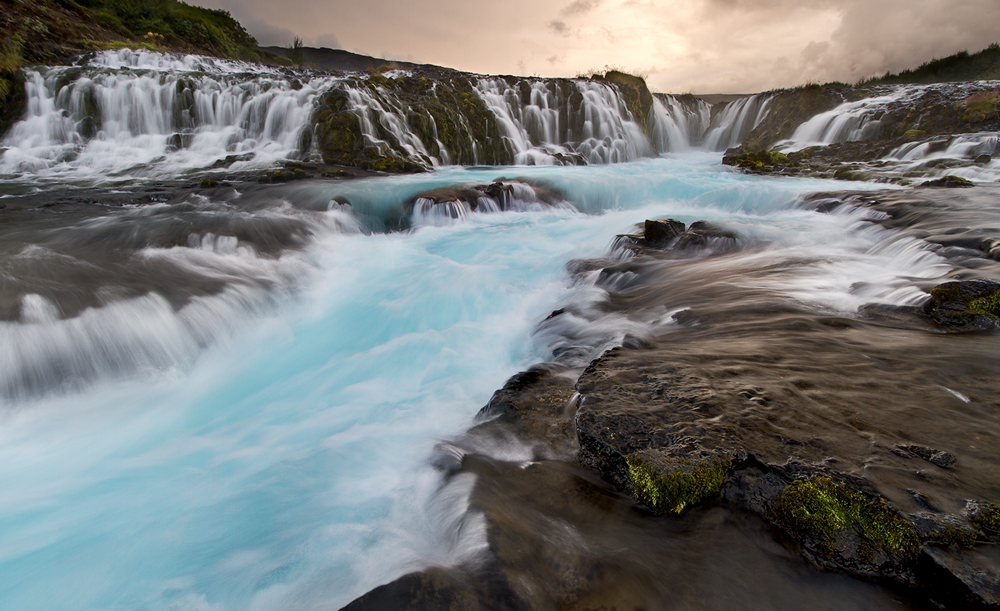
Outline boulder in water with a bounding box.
[923,279,1000,331]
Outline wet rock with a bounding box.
[921,175,976,188]
[472,364,580,459]
[893,444,958,468]
[643,218,685,246]
[976,154,992,164]
[923,279,1000,331]
[615,219,738,255]
[921,543,1000,607]
[340,569,480,611]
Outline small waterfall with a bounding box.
[882,132,1000,182]
[702,94,773,151]
[409,179,577,226]
[776,90,906,152]
[650,95,711,152]
[474,78,653,165]
[0,63,325,182]
[774,82,1000,152]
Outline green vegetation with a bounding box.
[0,0,260,67]
[972,503,1000,532]
[961,89,1000,123]
[626,455,731,515]
[942,526,978,548]
[723,149,790,172]
[286,36,305,67]
[72,0,259,59]
[0,32,27,135]
[859,43,1000,86]
[595,70,654,133]
[930,285,1000,319]
[773,478,921,560]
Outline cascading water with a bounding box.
[649,94,711,152]
[701,93,773,151]
[1,51,794,185]
[473,78,653,165]
[775,81,1000,152]
[3,49,985,611]
[0,62,325,183]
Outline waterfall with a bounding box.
[702,93,773,151]
[473,78,653,165]
[650,95,711,152]
[0,50,799,183]
[0,62,325,182]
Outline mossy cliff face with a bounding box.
[306,75,514,171]
[596,70,654,134]
[0,32,27,137]
[738,84,844,151]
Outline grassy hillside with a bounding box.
[0,0,262,62]
[861,43,1000,85]
[0,0,274,132]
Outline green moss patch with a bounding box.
[723,150,790,172]
[626,455,731,515]
[972,503,1000,532]
[962,89,999,123]
[774,478,920,560]
[966,290,1000,319]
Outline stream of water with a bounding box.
[0,51,978,611]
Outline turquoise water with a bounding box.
[0,155,938,610]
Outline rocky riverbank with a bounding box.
[343,185,1000,610]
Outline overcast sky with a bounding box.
[198,0,1000,93]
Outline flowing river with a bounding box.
[0,51,988,611]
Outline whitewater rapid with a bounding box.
[0,50,979,611]
[0,151,956,610]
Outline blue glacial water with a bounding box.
[0,154,944,610]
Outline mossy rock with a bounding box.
[626,454,732,515]
[722,149,789,173]
[774,477,921,562]
[920,175,975,188]
[924,280,1000,331]
[971,504,1000,534]
[596,70,654,135]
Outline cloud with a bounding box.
[199,0,297,46]
[189,0,1000,93]
[549,20,570,36]
[313,32,341,49]
[563,0,602,15]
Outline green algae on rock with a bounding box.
[925,280,1000,331]
[626,455,731,515]
[774,478,921,561]
[722,149,790,172]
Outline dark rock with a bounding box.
[921,175,976,188]
[643,218,685,246]
[921,543,1000,608]
[975,154,992,164]
[687,221,737,241]
[893,444,958,469]
[923,279,1000,331]
[339,569,479,611]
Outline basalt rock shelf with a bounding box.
[344,190,1000,611]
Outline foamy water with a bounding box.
[0,153,953,610]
